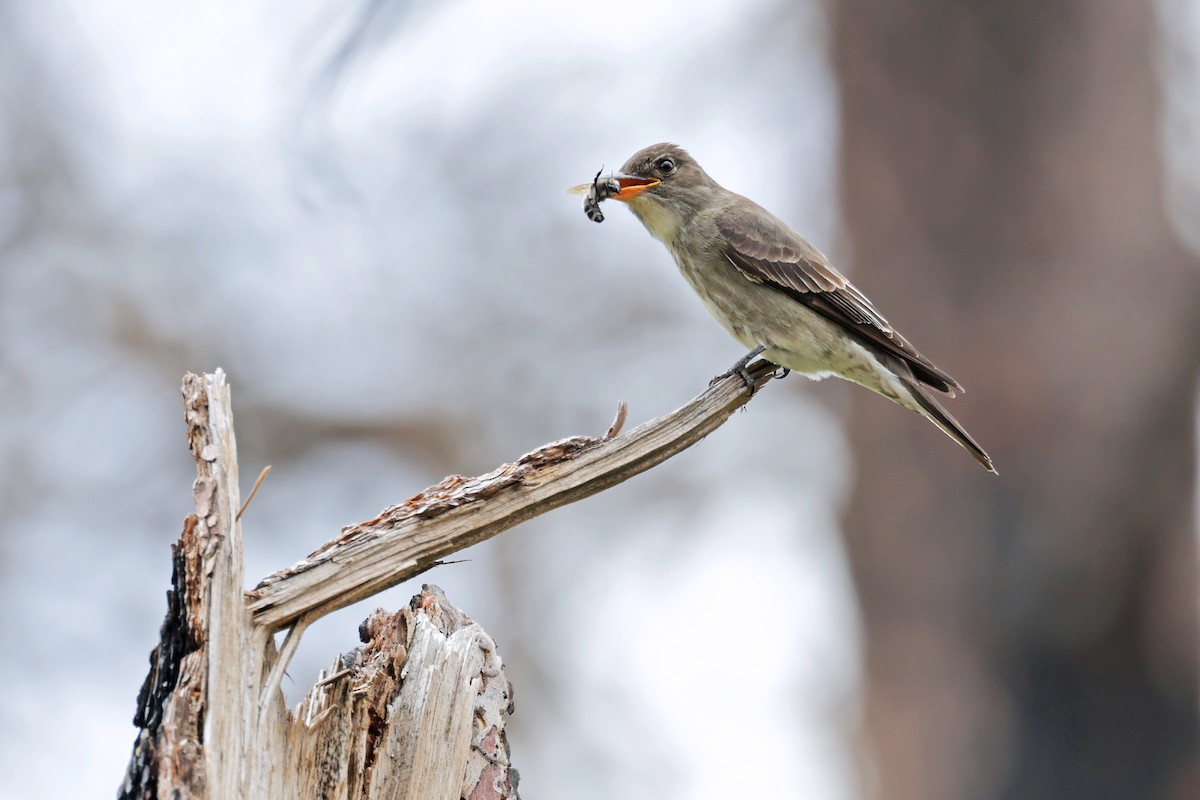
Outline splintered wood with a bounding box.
[122,370,255,800]
[290,587,518,800]
[122,372,520,800]
[124,360,778,797]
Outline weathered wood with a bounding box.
[286,587,517,800]
[125,362,775,797]
[248,359,778,630]
[122,370,257,800]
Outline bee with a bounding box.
[569,169,620,224]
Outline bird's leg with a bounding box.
[711,344,767,395]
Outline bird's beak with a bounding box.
[609,175,660,201]
[568,174,661,200]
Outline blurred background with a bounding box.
[1,0,1199,798]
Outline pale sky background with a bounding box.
[1,1,1198,799]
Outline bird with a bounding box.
[577,142,995,473]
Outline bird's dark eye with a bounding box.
[656,157,676,175]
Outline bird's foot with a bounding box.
[710,345,767,396]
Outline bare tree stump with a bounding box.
[122,363,778,798]
[286,588,517,800]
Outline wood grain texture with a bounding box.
[122,370,255,799]
[247,358,778,630]
[125,362,775,797]
[287,587,517,800]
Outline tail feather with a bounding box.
[902,376,996,474]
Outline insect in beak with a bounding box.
[569,171,660,223]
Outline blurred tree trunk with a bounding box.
[833,2,1200,799]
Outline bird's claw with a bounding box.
[711,345,767,397]
[709,365,759,394]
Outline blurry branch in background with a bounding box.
[307,0,415,100]
[123,362,777,799]
[285,0,422,208]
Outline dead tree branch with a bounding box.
[248,359,777,631]
[123,360,777,798]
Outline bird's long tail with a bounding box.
[898,374,996,474]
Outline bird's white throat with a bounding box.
[627,196,682,248]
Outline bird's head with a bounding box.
[569,144,719,242]
[612,143,711,199]
[608,143,718,243]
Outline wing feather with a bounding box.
[716,207,963,395]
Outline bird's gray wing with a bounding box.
[716,205,963,395]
